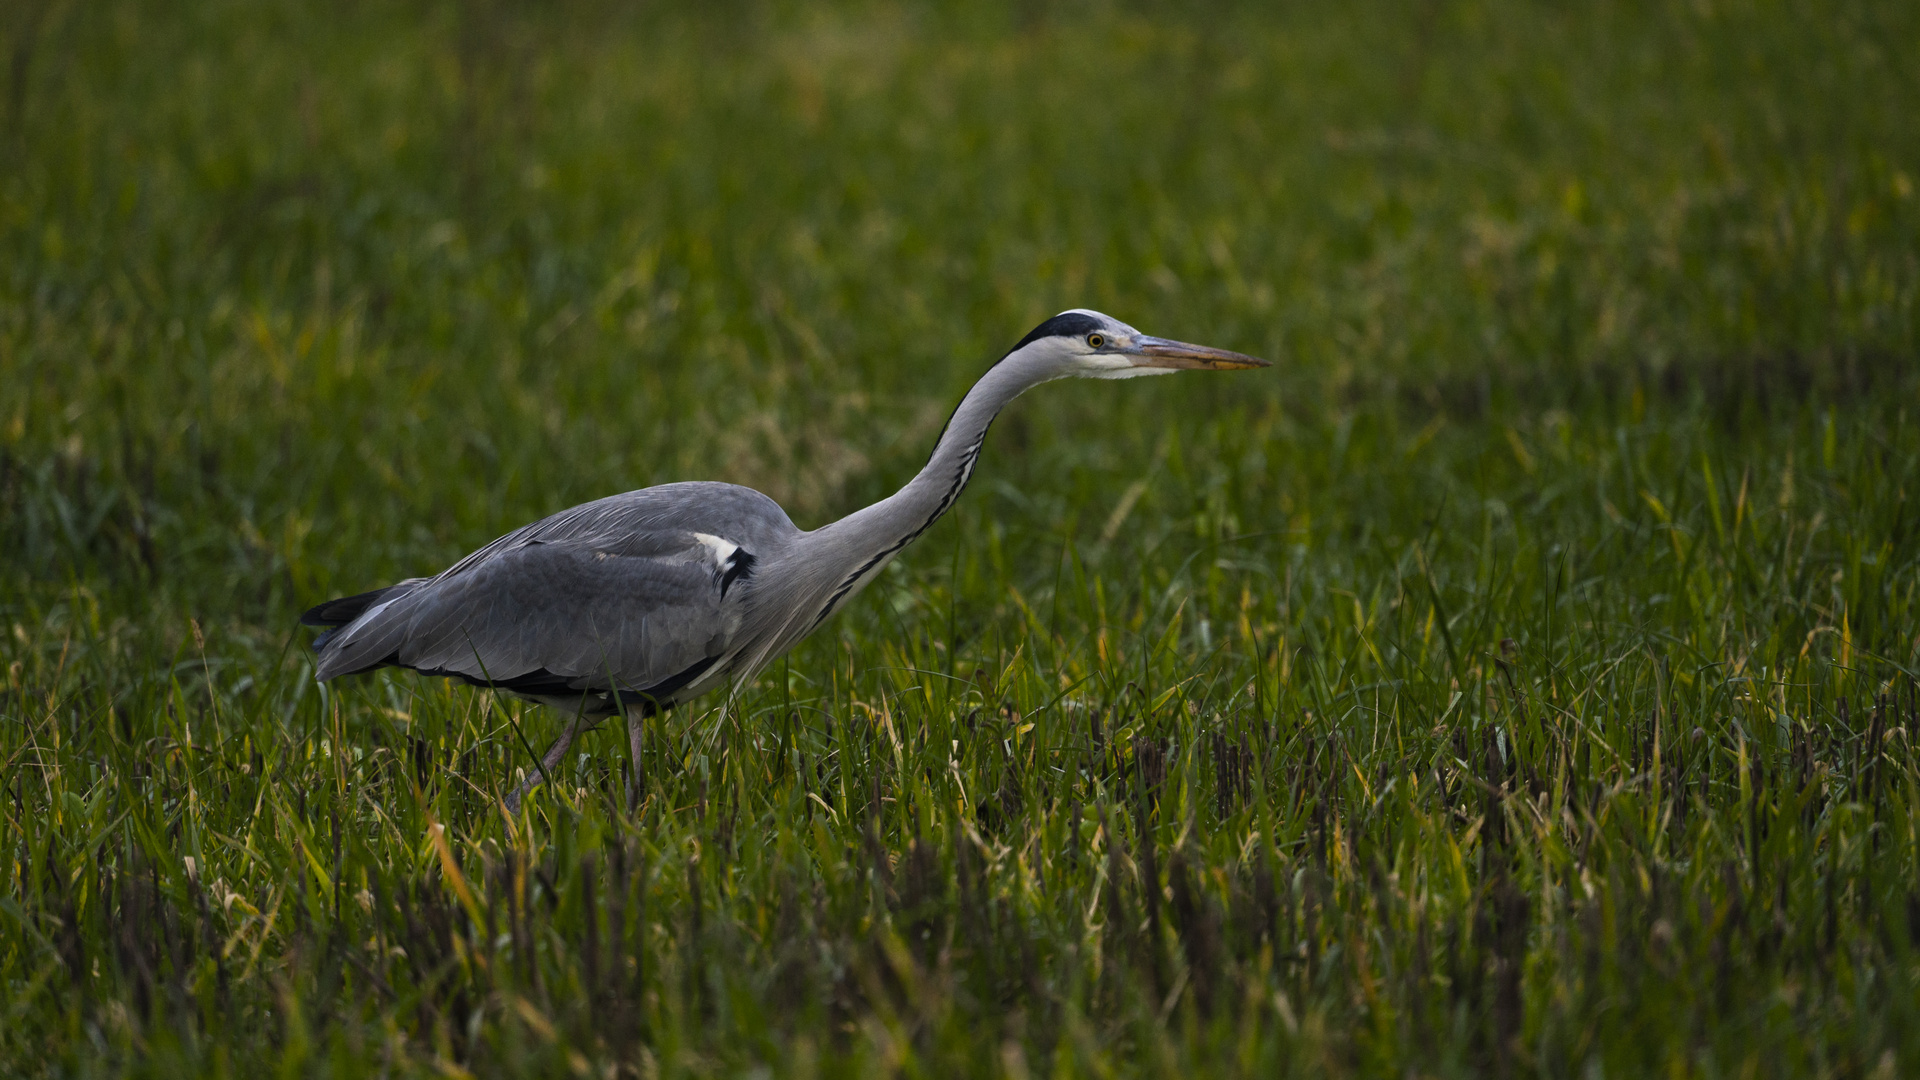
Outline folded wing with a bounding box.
[307,485,794,706]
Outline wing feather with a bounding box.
[311,483,798,700]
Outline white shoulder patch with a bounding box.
[691,532,740,566]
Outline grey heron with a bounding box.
[302,309,1267,810]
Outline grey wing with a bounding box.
[307,482,798,704]
[313,533,748,706]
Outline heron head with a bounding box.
[1007,309,1270,380]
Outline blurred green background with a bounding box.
[2,1,1918,1076]
[8,0,1913,606]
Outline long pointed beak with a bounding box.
[1130,335,1271,371]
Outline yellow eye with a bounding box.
[1087,333,1106,349]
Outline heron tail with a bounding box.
[300,580,425,653]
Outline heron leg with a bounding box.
[505,709,600,813]
[625,707,647,815]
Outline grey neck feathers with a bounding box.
[794,352,1058,622]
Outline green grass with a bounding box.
[3,0,1919,1075]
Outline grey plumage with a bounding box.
[303,309,1266,809]
[309,483,794,714]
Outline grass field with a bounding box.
[4,0,1919,1075]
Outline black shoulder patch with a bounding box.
[719,548,756,597]
[1006,311,1106,356]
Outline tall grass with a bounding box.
[2,0,1917,1075]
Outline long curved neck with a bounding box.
[795,356,1053,623]
[861,360,1041,543]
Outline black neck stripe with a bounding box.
[807,428,990,631]
[808,316,1094,632]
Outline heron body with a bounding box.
[303,309,1266,808]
